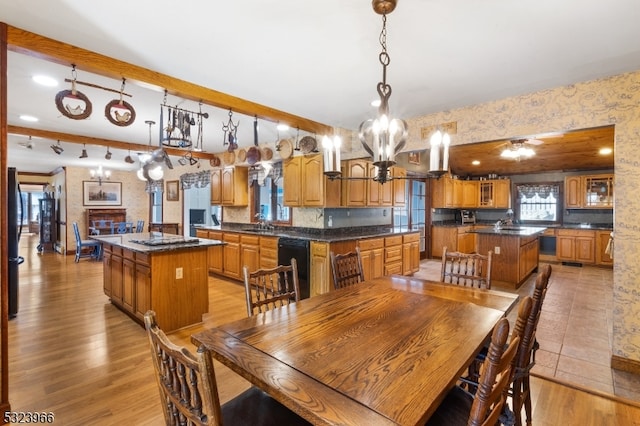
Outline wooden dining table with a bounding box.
[192,275,518,426]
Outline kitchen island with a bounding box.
[92,232,224,331]
[472,226,546,288]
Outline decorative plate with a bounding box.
[209,156,221,167]
[278,139,294,159]
[104,99,136,126]
[299,136,317,154]
[222,150,235,166]
[236,148,247,163]
[261,146,273,161]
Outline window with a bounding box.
[150,188,163,224]
[515,183,561,224]
[250,163,291,224]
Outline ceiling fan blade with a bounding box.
[525,138,544,145]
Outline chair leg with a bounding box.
[512,377,523,426]
[75,248,80,263]
[522,375,533,426]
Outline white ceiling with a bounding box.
[3,0,640,174]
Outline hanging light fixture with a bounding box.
[138,120,165,182]
[89,164,111,185]
[50,140,64,155]
[79,144,88,158]
[323,0,407,184]
[428,129,451,178]
[104,147,112,160]
[500,139,536,161]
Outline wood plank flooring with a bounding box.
[7,234,640,425]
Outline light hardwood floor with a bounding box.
[7,234,640,425]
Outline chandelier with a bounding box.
[323,0,407,184]
[428,129,451,178]
[90,164,111,185]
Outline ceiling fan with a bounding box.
[500,138,543,161]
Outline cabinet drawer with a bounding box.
[241,235,260,245]
[260,236,279,250]
[385,246,402,263]
[311,242,328,257]
[384,262,402,276]
[261,247,277,261]
[557,229,594,237]
[195,229,209,238]
[403,233,419,243]
[223,232,240,243]
[385,235,403,247]
[136,252,150,265]
[359,238,384,250]
[124,250,135,261]
[209,231,223,240]
[111,246,123,257]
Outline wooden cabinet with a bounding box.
[456,226,476,254]
[461,181,478,208]
[431,226,458,258]
[134,262,151,321]
[310,241,331,297]
[358,238,385,281]
[518,238,539,282]
[402,233,420,275]
[283,155,340,207]
[557,229,595,263]
[343,159,368,206]
[240,234,260,275]
[479,179,511,208]
[86,208,126,235]
[384,235,403,275]
[122,255,136,313]
[196,229,223,274]
[110,246,123,305]
[210,169,222,205]
[102,247,113,297]
[222,232,241,279]
[260,236,279,269]
[392,167,407,207]
[565,174,614,209]
[596,230,614,266]
[219,167,248,206]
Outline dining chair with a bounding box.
[464,265,552,426]
[135,220,145,233]
[243,259,301,317]
[111,221,131,234]
[441,246,493,289]
[330,248,365,290]
[426,317,520,426]
[143,311,310,426]
[72,222,101,262]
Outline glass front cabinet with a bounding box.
[37,197,56,252]
[584,175,614,208]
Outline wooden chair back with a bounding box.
[469,317,520,426]
[330,248,365,290]
[441,247,493,289]
[144,311,222,426]
[243,259,301,317]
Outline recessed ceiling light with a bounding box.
[472,160,480,165]
[32,75,58,87]
[19,115,38,122]
[599,147,612,155]
[371,99,381,107]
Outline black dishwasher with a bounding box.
[277,237,310,299]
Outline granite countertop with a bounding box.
[194,224,420,243]
[432,221,613,230]
[471,226,548,237]
[92,232,224,253]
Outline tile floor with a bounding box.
[414,259,640,402]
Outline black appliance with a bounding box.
[8,167,25,318]
[277,237,310,299]
[189,209,206,237]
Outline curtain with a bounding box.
[516,183,559,199]
[145,179,164,194]
[180,170,211,189]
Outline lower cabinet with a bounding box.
[310,241,331,297]
[403,233,420,275]
[557,229,595,264]
[384,235,403,276]
[134,262,151,321]
[240,235,260,275]
[358,238,385,281]
[596,230,614,266]
[260,236,279,269]
[222,233,242,279]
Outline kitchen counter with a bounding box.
[92,232,224,253]
[194,224,417,243]
[471,226,547,236]
[96,232,221,331]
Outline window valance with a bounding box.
[516,183,559,199]
[180,170,211,190]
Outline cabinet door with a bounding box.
[302,155,325,206]
[367,163,381,206]
[431,226,458,258]
[208,245,223,274]
[393,167,407,207]
[565,176,582,208]
[431,177,445,208]
[223,242,241,279]
[575,237,595,263]
[479,182,494,208]
[343,160,368,206]
[103,249,112,297]
[221,167,248,206]
[451,179,463,207]
[371,248,384,279]
[283,157,302,206]
[241,244,260,275]
[111,254,123,304]
[596,231,614,265]
[556,236,576,260]
[122,258,136,313]
[210,169,222,205]
[134,264,151,321]
[461,181,478,208]
[310,241,331,296]
[494,179,511,208]
[584,175,614,208]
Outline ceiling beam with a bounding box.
[8,125,216,160]
[5,24,333,136]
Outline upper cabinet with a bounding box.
[342,160,406,207]
[478,179,511,209]
[283,154,341,207]
[210,167,248,206]
[565,174,614,209]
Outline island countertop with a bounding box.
[92,232,224,253]
[471,226,547,236]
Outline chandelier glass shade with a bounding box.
[429,130,451,177]
[90,164,111,184]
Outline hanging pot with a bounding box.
[246,146,261,165]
